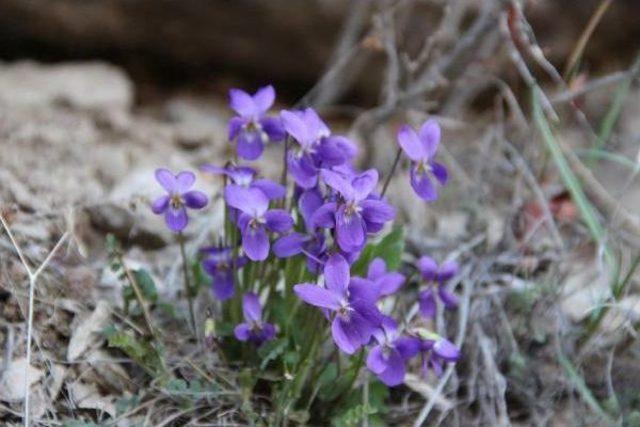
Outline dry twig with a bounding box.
[0,213,69,427]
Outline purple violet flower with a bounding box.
[313,169,395,253]
[201,164,285,200]
[228,85,285,161]
[201,246,248,301]
[367,258,405,299]
[151,168,208,232]
[415,329,460,378]
[294,253,382,354]
[273,188,327,272]
[397,119,448,201]
[366,316,421,386]
[280,108,356,189]
[417,256,459,318]
[224,186,293,261]
[234,292,276,345]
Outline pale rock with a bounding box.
[67,301,112,362]
[165,97,227,148]
[30,388,48,419]
[386,174,437,231]
[560,262,612,322]
[46,364,66,401]
[483,207,506,248]
[68,381,116,418]
[599,295,640,335]
[0,358,45,402]
[0,61,133,111]
[436,211,469,241]
[87,350,131,393]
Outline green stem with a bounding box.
[279,136,290,210]
[230,224,242,325]
[278,318,322,424]
[222,172,230,245]
[345,349,366,392]
[363,374,370,427]
[280,137,289,187]
[245,261,256,293]
[178,232,197,334]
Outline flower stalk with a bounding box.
[178,232,197,334]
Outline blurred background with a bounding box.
[1,0,639,103]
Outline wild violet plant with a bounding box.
[151,86,461,420]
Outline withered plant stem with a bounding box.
[117,252,161,344]
[381,146,402,198]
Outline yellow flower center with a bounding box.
[170,193,183,208]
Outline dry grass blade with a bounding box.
[563,0,614,79]
[0,213,69,427]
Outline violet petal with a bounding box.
[183,191,208,209]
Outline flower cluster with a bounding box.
[150,85,461,388]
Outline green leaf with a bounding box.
[121,284,134,302]
[331,403,377,427]
[284,256,308,287]
[239,367,258,392]
[283,351,300,365]
[627,411,640,427]
[190,379,204,393]
[165,378,189,393]
[316,363,338,389]
[115,394,140,416]
[157,301,178,319]
[216,321,235,337]
[106,233,119,253]
[258,337,288,370]
[104,326,164,377]
[367,381,389,414]
[319,353,363,402]
[133,269,158,303]
[352,226,405,276]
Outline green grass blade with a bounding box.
[532,90,614,267]
[577,148,640,173]
[557,350,614,421]
[590,52,640,166]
